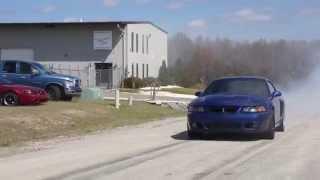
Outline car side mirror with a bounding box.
[195,91,203,97]
[272,91,282,97]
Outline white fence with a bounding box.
[41,62,122,89]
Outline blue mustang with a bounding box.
[187,76,285,139]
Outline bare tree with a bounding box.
[166,32,319,88]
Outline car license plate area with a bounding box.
[206,122,242,129]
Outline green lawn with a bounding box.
[161,87,198,95]
[0,100,185,147]
[120,88,140,93]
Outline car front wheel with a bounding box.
[262,117,275,140]
[2,92,19,106]
[187,124,202,139]
[62,95,73,101]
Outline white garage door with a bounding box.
[1,49,34,61]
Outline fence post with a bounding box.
[115,89,120,109]
[88,64,91,88]
[129,96,133,106]
[152,84,157,101]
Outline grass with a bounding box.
[120,88,140,93]
[161,88,198,95]
[0,100,184,147]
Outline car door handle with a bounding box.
[19,75,28,78]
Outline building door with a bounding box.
[1,49,34,61]
[95,63,113,88]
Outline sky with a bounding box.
[0,0,319,40]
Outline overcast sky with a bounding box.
[0,0,319,40]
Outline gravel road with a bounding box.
[0,102,319,180]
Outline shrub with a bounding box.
[143,77,159,87]
[123,77,160,89]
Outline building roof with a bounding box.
[0,21,168,34]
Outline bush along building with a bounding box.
[0,21,168,88]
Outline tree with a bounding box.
[167,32,319,88]
[158,60,171,85]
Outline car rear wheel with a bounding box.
[276,119,285,132]
[46,86,62,101]
[2,92,19,106]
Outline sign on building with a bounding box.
[93,31,112,50]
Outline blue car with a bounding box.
[187,76,285,139]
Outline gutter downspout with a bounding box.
[117,24,126,88]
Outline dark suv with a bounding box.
[0,60,82,101]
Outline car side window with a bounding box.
[19,62,32,74]
[267,81,276,94]
[31,66,40,75]
[3,62,17,73]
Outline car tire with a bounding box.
[62,95,73,101]
[276,119,285,132]
[188,130,202,139]
[262,117,275,140]
[46,86,62,101]
[2,92,19,106]
[187,124,201,139]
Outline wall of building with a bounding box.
[126,24,168,79]
[0,23,125,88]
[0,23,123,63]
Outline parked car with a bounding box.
[0,60,81,101]
[187,76,285,140]
[0,78,48,106]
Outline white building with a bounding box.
[126,23,168,79]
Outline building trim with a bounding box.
[0,21,168,34]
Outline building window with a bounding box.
[142,35,145,54]
[131,63,134,77]
[136,63,139,78]
[142,64,145,79]
[136,34,139,53]
[146,36,149,54]
[131,32,134,52]
[146,64,149,77]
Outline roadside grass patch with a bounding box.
[120,88,140,93]
[161,87,198,95]
[0,100,184,146]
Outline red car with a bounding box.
[0,79,48,106]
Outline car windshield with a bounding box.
[204,78,270,97]
[32,63,55,74]
[0,78,12,85]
